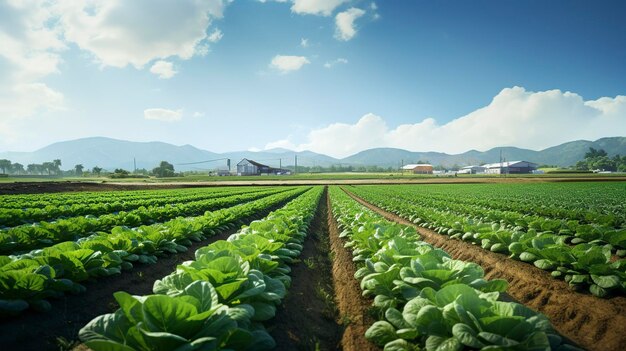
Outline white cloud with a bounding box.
[192,111,205,118]
[300,38,309,47]
[270,55,310,73]
[324,57,348,68]
[261,87,626,158]
[149,60,177,79]
[208,28,223,43]
[335,8,366,41]
[55,0,227,68]
[291,0,348,16]
[0,0,66,146]
[144,108,183,122]
[370,2,378,10]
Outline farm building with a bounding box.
[457,165,486,174]
[236,159,289,176]
[483,161,538,174]
[401,164,434,174]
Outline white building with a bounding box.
[483,161,538,174]
[457,165,486,174]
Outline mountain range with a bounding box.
[1,137,624,171]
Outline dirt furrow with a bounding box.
[269,188,341,350]
[326,190,379,351]
[342,187,626,351]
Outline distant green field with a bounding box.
[1,171,625,183]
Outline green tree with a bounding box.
[0,159,11,174]
[152,161,175,177]
[42,162,54,175]
[74,164,84,176]
[11,163,24,175]
[92,166,103,176]
[27,164,37,174]
[591,156,616,172]
[584,147,607,159]
[53,159,62,175]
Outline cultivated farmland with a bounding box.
[0,182,624,350]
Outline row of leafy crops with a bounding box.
[78,186,323,351]
[0,187,309,316]
[0,187,264,227]
[0,187,290,254]
[388,183,626,228]
[363,186,626,253]
[0,187,241,209]
[346,185,626,298]
[329,186,579,351]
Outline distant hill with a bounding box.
[343,137,626,168]
[0,136,624,171]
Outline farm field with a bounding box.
[0,182,625,350]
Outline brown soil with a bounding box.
[269,188,341,350]
[2,176,625,195]
[0,202,288,351]
[326,191,380,351]
[343,188,626,351]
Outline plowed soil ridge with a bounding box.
[342,187,626,351]
[0,201,292,351]
[326,190,380,351]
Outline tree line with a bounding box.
[0,158,177,177]
[575,148,626,172]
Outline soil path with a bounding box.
[342,187,626,351]
[270,188,341,350]
[0,202,289,351]
[2,176,625,195]
[326,190,380,351]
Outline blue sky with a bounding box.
[1,0,625,157]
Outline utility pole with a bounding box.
[294,155,298,175]
[279,158,282,169]
[499,149,503,176]
[133,157,136,173]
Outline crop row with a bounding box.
[357,185,626,253]
[0,187,227,209]
[393,183,626,228]
[0,187,309,317]
[0,187,290,255]
[0,187,263,227]
[347,185,626,298]
[328,186,579,351]
[78,186,323,351]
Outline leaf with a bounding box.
[79,309,134,349]
[152,272,194,296]
[136,326,189,350]
[425,335,462,351]
[386,307,410,329]
[590,275,620,289]
[114,292,146,325]
[183,280,219,313]
[249,301,276,321]
[141,295,197,337]
[365,321,398,346]
[435,284,478,307]
[452,323,484,348]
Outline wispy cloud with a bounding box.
[149,60,177,79]
[324,57,348,68]
[144,108,183,122]
[291,0,348,16]
[270,55,310,73]
[335,8,366,41]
